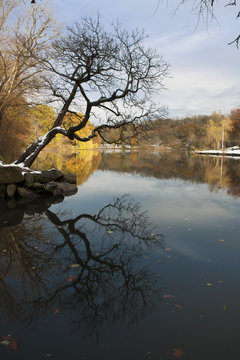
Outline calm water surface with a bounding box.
[0,151,240,359]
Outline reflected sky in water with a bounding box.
[1,151,240,359]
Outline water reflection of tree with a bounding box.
[99,151,240,198]
[0,196,163,337]
[33,149,101,185]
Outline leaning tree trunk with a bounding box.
[15,83,79,168]
[15,128,63,167]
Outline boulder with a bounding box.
[55,181,78,196]
[0,165,24,184]
[62,173,77,184]
[44,181,58,193]
[6,183,17,198]
[24,172,35,187]
[32,182,45,190]
[33,169,63,183]
[17,186,40,200]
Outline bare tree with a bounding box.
[15,16,169,168]
[177,0,240,46]
[0,0,59,131]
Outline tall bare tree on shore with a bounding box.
[0,0,59,158]
[14,16,169,168]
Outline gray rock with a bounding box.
[17,186,40,199]
[55,181,78,196]
[52,188,63,197]
[32,182,44,190]
[0,184,5,198]
[24,172,34,187]
[0,165,24,184]
[6,183,17,198]
[33,169,63,183]
[44,181,58,193]
[62,173,77,184]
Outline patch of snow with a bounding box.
[196,147,240,156]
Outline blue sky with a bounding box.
[54,0,240,118]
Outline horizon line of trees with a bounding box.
[1,102,240,163]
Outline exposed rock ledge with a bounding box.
[0,165,77,202]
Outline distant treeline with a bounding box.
[1,103,240,163]
[130,108,240,151]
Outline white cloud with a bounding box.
[55,0,240,118]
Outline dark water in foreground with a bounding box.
[1,151,240,359]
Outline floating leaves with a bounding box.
[163,294,176,299]
[70,264,80,268]
[0,335,20,351]
[218,238,225,243]
[172,348,184,358]
[206,282,213,287]
[67,275,75,282]
[176,304,183,310]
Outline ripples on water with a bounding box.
[1,151,240,359]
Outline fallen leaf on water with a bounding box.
[172,348,184,358]
[223,305,227,311]
[0,340,10,346]
[67,275,75,282]
[1,336,20,351]
[70,264,80,268]
[107,230,113,234]
[54,308,60,314]
[167,255,171,259]
[206,282,213,287]
[218,239,225,242]
[163,294,176,299]
[165,248,172,252]
[176,304,183,310]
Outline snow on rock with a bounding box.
[196,146,240,156]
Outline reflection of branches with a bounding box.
[0,195,164,338]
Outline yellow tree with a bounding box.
[30,105,56,137]
[206,112,232,149]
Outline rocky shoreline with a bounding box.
[0,164,78,205]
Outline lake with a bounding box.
[0,150,240,359]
